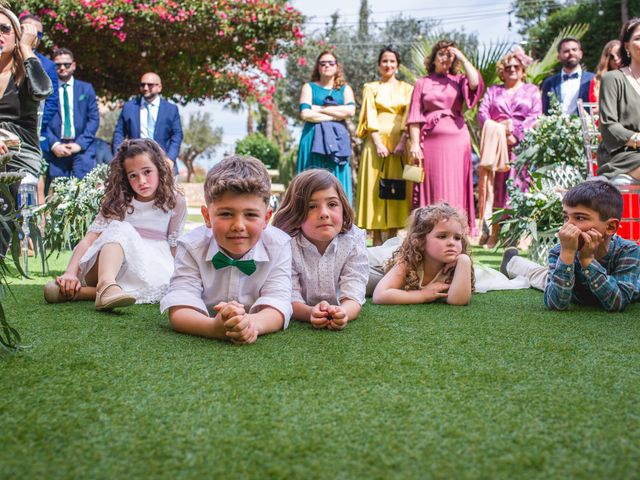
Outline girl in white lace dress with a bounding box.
[44,139,186,310]
[272,169,369,331]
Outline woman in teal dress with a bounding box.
[298,51,356,202]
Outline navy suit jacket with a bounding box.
[35,51,59,136]
[541,70,595,115]
[46,78,99,153]
[112,97,183,161]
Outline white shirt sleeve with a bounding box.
[337,227,369,305]
[250,240,293,328]
[160,239,207,315]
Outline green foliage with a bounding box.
[235,133,280,169]
[14,0,304,104]
[518,0,640,71]
[494,173,565,245]
[38,164,109,255]
[514,97,586,174]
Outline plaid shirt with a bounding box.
[544,235,640,312]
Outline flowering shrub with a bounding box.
[16,0,304,106]
[38,164,109,254]
[495,172,565,246]
[514,97,587,175]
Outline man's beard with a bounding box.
[562,58,580,70]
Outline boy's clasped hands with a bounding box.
[214,301,258,345]
[558,222,604,268]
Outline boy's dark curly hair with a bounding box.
[100,139,176,220]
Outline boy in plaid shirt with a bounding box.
[502,181,640,311]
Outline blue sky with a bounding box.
[181,0,521,168]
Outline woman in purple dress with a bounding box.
[477,49,542,247]
[406,40,483,232]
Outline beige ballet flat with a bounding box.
[95,283,136,311]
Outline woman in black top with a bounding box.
[0,5,52,175]
[0,5,52,252]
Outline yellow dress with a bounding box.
[356,80,413,230]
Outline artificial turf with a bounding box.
[1,251,639,479]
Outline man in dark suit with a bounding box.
[46,48,99,180]
[541,37,595,116]
[112,72,183,172]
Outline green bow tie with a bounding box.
[211,251,257,276]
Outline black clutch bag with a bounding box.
[377,156,406,200]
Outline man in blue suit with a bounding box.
[112,72,183,172]
[46,48,99,180]
[19,15,58,145]
[541,37,595,116]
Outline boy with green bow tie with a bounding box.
[160,156,292,344]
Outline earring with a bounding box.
[627,50,631,57]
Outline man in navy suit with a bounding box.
[112,72,183,172]
[541,37,595,116]
[46,48,99,180]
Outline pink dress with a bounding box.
[406,73,483,231]
[477,83,542,209]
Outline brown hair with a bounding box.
[496,53,526,82]
[204,155,271,205]
[0,7,26,85]
[385,203,475,291]
[619,18,640,67]
[425,40,461,75]
[100,139,176,220]
[272,169,353,237]
[593,40,621,99]
[310,51,346,90]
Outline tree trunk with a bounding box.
[247,109,254,135]
[265,109,273,140]
[621,0,629,23]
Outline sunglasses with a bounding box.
[0,23,12,35]
[504,64,521,71]
[139,82,159,88]
[55,62,73,69]
[318,61,336,67]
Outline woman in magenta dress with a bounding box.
[477,48,542,247]
[406,40,483,232]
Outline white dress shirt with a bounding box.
[291,225,369,306]
[560,65,582,115]
[58,76,76,139]
[140,96,160,139]
[160,224,293,327]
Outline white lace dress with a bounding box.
[78,195,187,303]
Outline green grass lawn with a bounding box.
[1,250,639,479]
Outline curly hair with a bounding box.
[100,139,176,220]
[385,203,475,291]
[272,169,353,236]
[495,53,525,82]
[203,155,271,205]
[425,40,461,75]
[310,51,347,90]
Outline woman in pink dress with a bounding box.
[406,40,483,232]
[477,48,542,247]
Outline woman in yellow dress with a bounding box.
[356,46,413,246]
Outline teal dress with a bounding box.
[298,83,353,202]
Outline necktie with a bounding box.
[562,72,579,81]
[146,103,156,139]
[211,251,257,276]
[62,83,71,138]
